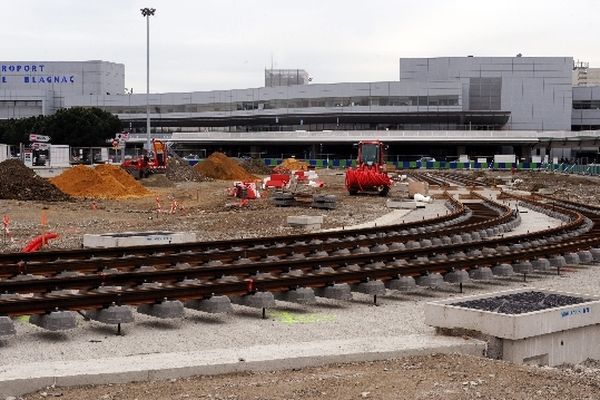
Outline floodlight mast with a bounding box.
[140,7,156,153]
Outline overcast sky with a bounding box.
[3,0,598,93]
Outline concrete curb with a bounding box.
[0,334,485,397]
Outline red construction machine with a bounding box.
[345,140,392,196]
[121,139,167,179]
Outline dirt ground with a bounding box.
[6,169,600,399]
[0,170,391,252]
[21,354,600,400]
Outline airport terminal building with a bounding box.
[1,56,599,161]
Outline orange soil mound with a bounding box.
[275,158,309,172]
[194,152,257,181]
[51,164,150,199]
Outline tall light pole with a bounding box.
[141,7,155,153]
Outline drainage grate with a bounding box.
[453,291,590,314]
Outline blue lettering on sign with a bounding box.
[1,64,72,84]
[560,306,591,318]
[23,75,75,84]
[1,64,44,72]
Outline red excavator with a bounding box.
[121,139,167,179]
[345,140,392,196]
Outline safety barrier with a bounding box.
[261,158,544,171]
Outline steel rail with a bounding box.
[0,198,511,278]
[0,194,465,266]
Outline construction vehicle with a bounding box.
[345,140,392,196]
[121,139,167,179]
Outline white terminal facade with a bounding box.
[1,56,599,161]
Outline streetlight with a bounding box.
[140,7,156,153]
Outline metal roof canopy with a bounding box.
[126,130,600,145]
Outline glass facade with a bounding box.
[573,100,600,109]
[469,78,502,110]
[99,95,460,115]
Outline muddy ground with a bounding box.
[0,170,391,252]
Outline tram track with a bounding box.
[0,175,599,338]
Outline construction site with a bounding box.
[0,137,598,399]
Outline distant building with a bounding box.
[1,56,599,161]
[0,60,124,119]
[264,69,310,87]
[573,61,600,87]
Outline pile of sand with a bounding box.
[194,152,257,181]
[275,158,309,172]
[51,164,150,199]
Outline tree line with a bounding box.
[0,107,121,147]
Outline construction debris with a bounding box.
[194,152,257,181]
[166,157,206,182]
[0,159,70,202]
[239,158,272,175]
[51,164,150,199]
[142,174,175,188]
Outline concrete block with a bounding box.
[352,280,386,295]
[532,258,550,271]
[563,252,580,265]
[416,273,444,287]
[512,261,533,274]
[30,311,77,331]
[351,246,371,254]
[389,242,406,251]
[370,244,389,253]
[137,300,185,319]
[549,255,566,268]
[314,284,352,300]
[444,270,470,284]
[185,296,233,313]
[287,215,324,226]
[231,292,276,309]
[492,263,514,276]
[387,276,416,291]
[275,288,316,304]
[590,248,600,262]
[578,250,594,264]
[469,267,494,280]
[425,288,600,366]
[0,316,16,336]
[86,305,134,325]
[386,199,416,209]
[83,231,196,248]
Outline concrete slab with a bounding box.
[287,215,324,226]
[425,288,600,366]
[83,231,197,248]
[0,334,485,398]
[424,288,600,340]
[386,200,416,209]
